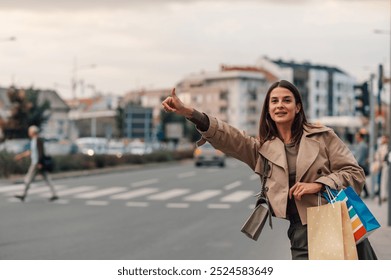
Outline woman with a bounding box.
[162,80,372,260]
[375,135,389,202]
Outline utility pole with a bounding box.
[369,74,376,198]
[388,1,391,227]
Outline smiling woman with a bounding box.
[161,80,374,260]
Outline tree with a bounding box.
[1,87,50,139]
[115,105,124,138]
[159,109,200,142]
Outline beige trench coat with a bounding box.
[197,114,365,225]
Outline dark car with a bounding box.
[194,143,225,167]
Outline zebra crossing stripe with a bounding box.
[223,181,242,190]
[183,190,222,202]
[40,186,97,198]
[147,189,190,201]
[166,203,190,208]
[207,204,231,209]
[177,171,196,179]
[131,179,159,188]
[220,190,254,202]
[0,184,26,193]
[126,202,149,207]
[4,185,66,196]
[75,187,127,199]
[86,200,109,206]
[110,188,159,200]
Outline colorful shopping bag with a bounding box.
[323,186,381,244]
[307,201,358,260]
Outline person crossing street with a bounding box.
[14,125,58,202]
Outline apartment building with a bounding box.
[257,57,356,120]
[176,66,270,136]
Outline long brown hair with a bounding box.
[259,80,315,145]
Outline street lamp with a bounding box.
[373,18,391,226]
[0,36,16,42]
[71,58,97,100]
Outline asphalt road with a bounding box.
[0,158,291,260]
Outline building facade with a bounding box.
[123,105,153,141]
[176,66,269,136]
[256,57,357,120]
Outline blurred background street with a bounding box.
[1,0,391,260]
[0,158,292,260]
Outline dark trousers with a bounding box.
[287,222,308,260]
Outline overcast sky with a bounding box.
[0,0,389,99]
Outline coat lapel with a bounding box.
[296,132,320,182]
[259,138,288,171]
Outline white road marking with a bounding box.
[86,200,109,206]
[0,184,28,193]
[75,187,127,199]
[131,179,159,188]
[110,188,159,200]
[206,169,219,173]
[126,202,149,207]
[183,190,222,202]
[166,203,190,208]
[177,171,196,179]
[223,181,242,190]
[250,174,259,181]
[40,186,97,198]
[147,189,190,201]
[207,203,231,209]
[220,190,254,202]
[53,199,69,205]
[8,197,22,203]
[5,185,66,196]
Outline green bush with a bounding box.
[0,149,194,178]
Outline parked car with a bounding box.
[107,141,126,158]
[75,137,108,156]
[193,142,225,167]
[126,141,153,155]
[0,139,29,154]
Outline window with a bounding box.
[248,106,257,114]
[248,89,257,101]
[219,90,228,101]
[220,107,228,114]
[316,80,320,88]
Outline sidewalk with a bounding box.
[364,197,391,259]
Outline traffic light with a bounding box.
[378,64,383,113]
[354,82,369,117]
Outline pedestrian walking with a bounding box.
[14,125,58,202]
[162,80,375,260]
[354,132,370,198]
[374,135,389,202]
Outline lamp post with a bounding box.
[71,58,96,100]
[374,5,391,225]
[0,36,16,42]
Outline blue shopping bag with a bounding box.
[323,186,381,238]
[343,187,381,232]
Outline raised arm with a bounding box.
[162,88,261,170]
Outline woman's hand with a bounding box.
[161,88,193,118]
[289,182,323,200]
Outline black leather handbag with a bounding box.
[241,157,273,241]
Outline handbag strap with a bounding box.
[260,156,269,197]
[258,156,273,229]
